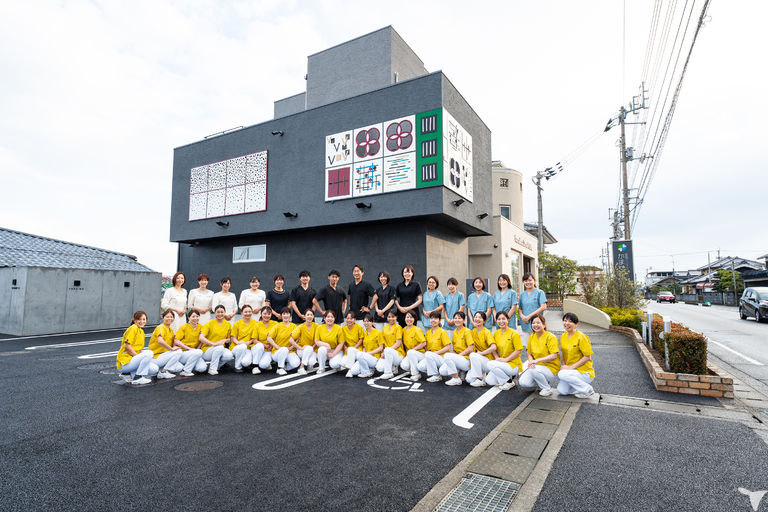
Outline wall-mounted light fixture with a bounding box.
[452,199,465,207]
[215,221,230,227]
[355,202,372,209]
[477,213,489,219]
[283,211,298,218]
[271,130,284,136]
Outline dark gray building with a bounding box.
[170,27,495,292]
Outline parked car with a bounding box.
[740,287,768,322]
[657,291,676,303]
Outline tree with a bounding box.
[578,268,600,306]
[713,269,744,294]
[538,252,578,300]
[589,267,643,309]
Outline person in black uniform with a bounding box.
[289,270,316,323]
[395,264,423,327]
[371,271,396,328]
[347,264,375,324]
[265,274,290,322]
[313,269,347,324]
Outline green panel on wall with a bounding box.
[416,109,443,188]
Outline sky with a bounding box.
[1,0,765,281]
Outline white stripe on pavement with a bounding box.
[77,351,119,360]
[252,369,340,390]
[26,338,122,350]
[709,339,764,366]
[452,387,502,429]
[1,328,125,341]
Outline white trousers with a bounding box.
[519,366,556,391]
[376,347,403,374]
[424,352,445,376]
[166,349,203,373]
[273,347,300,370]
[440,353,470,377]
[317,346,343,371]
[250,343,275,369]
[341,347,359,369]
[350,352,378,376]
[300,346,317,368]
[118,349,154,378]
[231,344,253,370]
[199,345,233,371]
[402,349,426,376]
[149,350,183,375]
[484,361,519,386]
[467,353,492,384]
[557,369,594,395]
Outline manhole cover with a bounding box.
[174,380,223,392]
[78,362,114,370]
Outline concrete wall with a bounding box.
[492,164,524,227]
[0,267,28,336]
[390,28,428,84]
[273,92,306,119]
[563,298,611,329]
[426,224,468,292]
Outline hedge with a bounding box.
[650,317,707,374]
[600,307,643,332]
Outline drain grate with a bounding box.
[434,472,519,512]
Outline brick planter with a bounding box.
[609,325,734,399]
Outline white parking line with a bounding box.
[709,339,764,365]
[252,369,340,390]
[77,351,118,360]
[26,338,122,350]
[1,328,133,341]
[452,387,503,429]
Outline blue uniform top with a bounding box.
[443,291,466,331]
[467,291,494,329]
[421,289,446,327]
[493,289,518,328]
[518,288,547,332]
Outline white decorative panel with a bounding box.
[190,165,208,194]
[383,153,416,192]
[352,159,383,197]
[245,182,267,211]
[325,131,353,167]
[383,115,415,156]
[225,185,245,215]
[246,152,268,183]
[206,189,226,218]
[227,156,246,186]
[353,123,383,162]
[189,193,207,220]
[208,161,227,190]
[442,108,473,202]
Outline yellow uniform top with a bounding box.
[269,322,297,352]
[528,331,561,375]
[175,323,202,349]
[201,319,231,352]
[315,324,341,349]
[381,323,404,356]
[253,320,278,343]
[291,322,318,347]
[425,327,451,353]
[560,331,595,378]
[229,318,258,349]
[402,325,426,352]
[493,328,523,372]
[116,324,145,369]
[148,324,175,357]
[471,327,495,359]
[361,329,383,356]
[451,327,474,358]
[339,323,364,350]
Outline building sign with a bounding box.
[612,240,635,282]
[513,235,533,252]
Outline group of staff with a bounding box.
[116,265,595,397]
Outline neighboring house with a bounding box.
[742,253,768,287]
[679,256,763,294]
[0,227,161,336]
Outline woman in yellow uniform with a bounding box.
[250,306,277,374]
[376,310,403,379]
[339,311,365,375]
[349,313,383,378]
[467,312,496,387]
[518,314,560,396]
[291,308,318,375]
[147,309,183,379]
[484,311,523,390]
[229,304,258,372]
[401,310,427,381]
[439,311,474,386]
[267,307,299,375]
[557,312,595,398]
[315,310,343,373]
[198,304,234,376]
[173,309,205,375]
[116,311,154,385]
[422,311,451,383]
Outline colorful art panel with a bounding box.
[352,158,383,197]
[325,131,353,168]
[416,109,443,188]
[383,115,416,157]
[326,165,352,201]
[353,123,383,162]
[383,153,416,192]
[442,108,473,202]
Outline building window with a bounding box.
[500,204,510,220]
[499,177,509,188]
[233,244,266,263]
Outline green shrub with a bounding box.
[600,307,643,332]
[666,330,708,375]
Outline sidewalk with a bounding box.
[415,319,768,512]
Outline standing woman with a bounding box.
[173,310,205,375]
[557,313,595,398]
[518,314,560,396]
[147,309,183,379]
[467,277,493,330]
[466,312,496,387]
[162,272,188,332]
[493,274,518,331]
[240,276,266,316]
[291,309,318,375]
[250,306,277,374]
[401,310,427,381]
[229,304,258,372]
[340,311,364,374]
[371,271,396,330]
[212,277,238,322]
[349,313,383,378]
[439,311,473,386]
[198,304,234,376]
[518,272,547,346]
[116,311,154,385]
[265,274,290,322]
[443,278,466,339]
[395,265,423,327]
[187,274,214,324]
[420,276,446,331]
[266,307,299,375]
[483,311,523,390]
[376,310,403,379]
[315,311,344,373]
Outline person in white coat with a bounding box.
[187,273,215,324]
[161,272,188,332]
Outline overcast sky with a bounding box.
[1,1,765,280]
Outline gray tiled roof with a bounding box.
[0,227,157,273]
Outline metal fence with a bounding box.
[676,292,738,306]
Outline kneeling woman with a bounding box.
[483,311,523,390]
[439,311,474,386]
[423,311,451,383]
[173,310,205,375]
[518,314,560,396]
[466,312,495,387]
[557,312,595,398]
[198,304,234,376]
[376,310,404,379]
[290,309,318,375]
[340,311,364,374]
[401,310,427,381]
[315,310,343,373]
[348,313,383,378]
[229,304,258,372]
[147,309,183,379]
[250,306,277,374]
[267,307,299,375]
[116,311,154,385]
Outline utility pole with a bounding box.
[619,106,631,239]
[533,164,563,254]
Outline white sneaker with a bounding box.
[266,365,273,371]
[410,374,421,382]
[277,368,287,376]
[157,371,176,379]
[392,367,399,376]
[381,373,394,380]
[208,368,218,376]
[446,377,462,386]
[317,368,325,374]
[539,388,553,397]
[358,371,373,378]
[470,380,486,388]
[179,371,194,377]
[575,391,595,399]
[427,375,442,383]
[131,377,151,385]
[120,374,132,382]
[500,381,516,391]
[252,367,261,375]
[345,370,354,378]
[297,367,307,375]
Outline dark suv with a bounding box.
[739,287,768,322]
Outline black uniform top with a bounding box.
[289,285,317,323]
[265,289,290,316]
[316,285,347,324]
[395,281,422,308]
[347,280,376,320]
[372,285,397,322]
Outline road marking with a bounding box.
[367,373,424,392]
[26,338,122,350]
[77,351,118,360]
[252,369,339,390]
[452,387,503,429]
[709,339,764,365]
[738,488,767,512]
[0,328,127,341]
